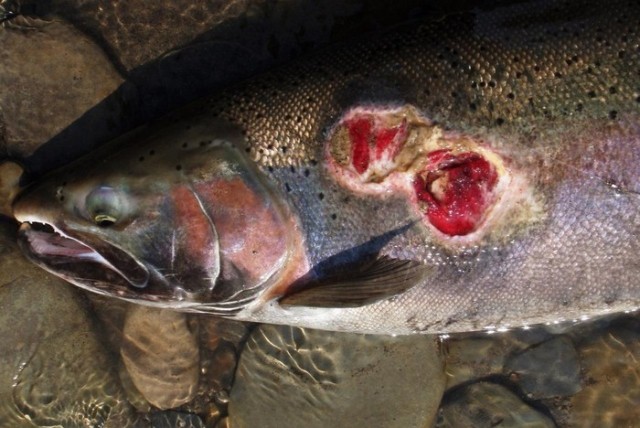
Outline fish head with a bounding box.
[13,118,305,311]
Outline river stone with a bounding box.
[89,295,247,420]
[443,326,553,389]
[0,220,138,426]
[565,316,640,426]
[148,411,207,428]
[0,161,21,217]
[436,382,555,428]
[0,16,125,160]
[229,325,445,428]
[504,335,582,399]
[164,316,250,425]
[196,316,250,398]
[87,293,131,353]
[121,305,200,410]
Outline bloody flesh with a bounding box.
[414,150,498,236]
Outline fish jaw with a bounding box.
[16,221,154,299]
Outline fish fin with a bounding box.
[279,256,429,308]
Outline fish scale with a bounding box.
[212,0,639,170]
[12,0,640,334]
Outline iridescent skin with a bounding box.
[12,0,640,334]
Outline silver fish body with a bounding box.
[13,0,640,334]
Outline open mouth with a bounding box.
[17,221,151,295]
[23,222,102,258]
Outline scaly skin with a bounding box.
[13,0,640,334]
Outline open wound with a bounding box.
[326,106,532,241]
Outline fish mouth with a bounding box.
[17,221,153,299]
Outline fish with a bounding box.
[11,0,640,335]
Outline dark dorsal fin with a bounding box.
[279,256,429,308]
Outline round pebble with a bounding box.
[229,325,445,428]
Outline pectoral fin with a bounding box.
[279,256,429,308]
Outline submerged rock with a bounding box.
[564,316,640,427]
[229,325,445,428]
[188,317,250,424]
[0,161,21,217]
[0,16,125,161]
[121,305,200,410]
[442,326,554,389]
[439,314,640,427]
[505,335,582,399]
[89,294,249,422]
[436,382,555,428]
[148,411,207,428]
[16,0,425,71]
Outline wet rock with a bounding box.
[121,305,200,410]
[564,316,640,426]
[200,317,251,350]
[197,317,250,393]
[505,335,581,399]
[0,220,139,426]
[215,416,231,428]
[176,316,250,425]
[0,16,125,160]
[90,297,248,420]
[149,411,206,428]
[87,295,155,412]
[0,161,21,216]
[436,382,555,428]
[23,0,252,71]
[229,325,444,428]
[443,326,554,389]
[87,293,131,351]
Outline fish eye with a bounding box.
[85,186,122,227]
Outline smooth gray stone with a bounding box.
[443,326,554,389]
[0,16,125,160]
[229,324,445,428]
[121,305,200,410]
[505,335,581,399]
[436,382,555,428]
[149,411,206,428]
[565,316,640,427]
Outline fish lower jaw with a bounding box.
[17,221,152,292]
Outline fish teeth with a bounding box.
[28,221,55,234]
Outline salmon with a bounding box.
[12,0,640,334]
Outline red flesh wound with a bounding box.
[347,117,372,174]
[414,150,498,236]
[345,115,407,174]
[373,118,407,161]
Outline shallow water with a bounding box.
[0,0,639,426]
